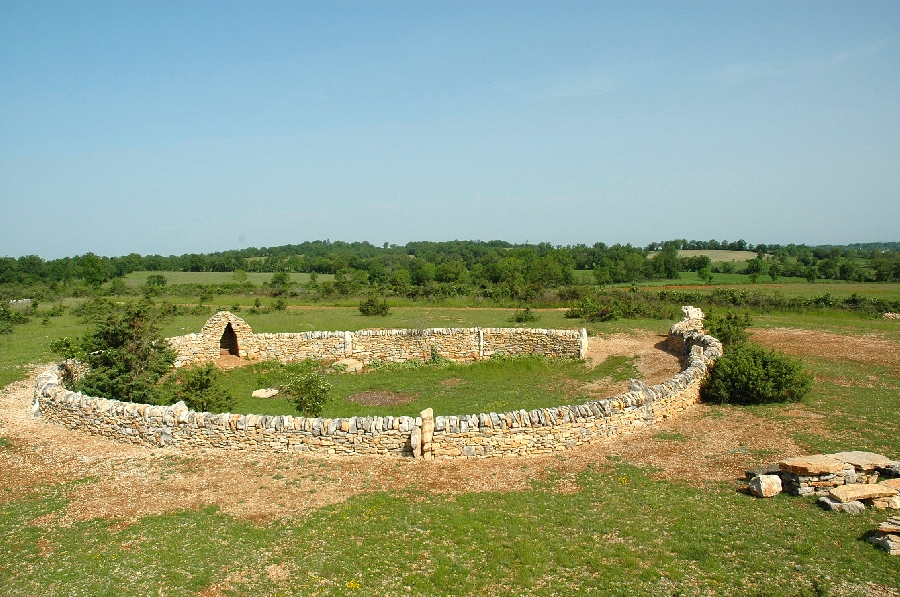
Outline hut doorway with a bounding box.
[219,323,239,356]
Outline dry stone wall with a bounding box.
[166,311,586,367]
[34,306,721,459]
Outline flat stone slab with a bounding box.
[880,479,900,490]
[878,517,900,534]
[251,388,279,399]
[779,455,847,475]
[828,484,898,503]
[827,451,893,471]
[869,533,900,555]
[818,496,866,514]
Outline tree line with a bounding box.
[2,239,900,298]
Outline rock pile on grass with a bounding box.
[745,450,900,554]
[870,516,900,555]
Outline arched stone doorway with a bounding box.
[219,323,239,356]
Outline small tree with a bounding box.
[359,295,390,316]
[698,267,714,285]
[165,362,235,413]
[51,299,176,404]
[270,272,291,296]
[281,368,332,416]
[511,307,539,323]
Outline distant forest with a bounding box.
[2,239,900,300]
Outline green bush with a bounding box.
[510,307,539,323]
[564,296,616,322]
[163,362,236,413]
[705,311,752,347]
[281,368,332,416]
[51,299,176,404]
[701,343,813,405]
[359,295,390,316]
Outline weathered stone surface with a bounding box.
[877,516,900,534]
[818,496,866,514]
[879,478,900,490]
[410,426,422,458]
[870,495,900,510]
[749,474,782,498]
[828,484,898,503]
[251,388,279,399]
[827,451,893,471]
[779,455,847,475]
[869,533,900,555]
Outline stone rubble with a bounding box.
[747,451,900,554]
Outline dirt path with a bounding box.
[0,333,806,526]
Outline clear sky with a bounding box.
[1,1,898,259]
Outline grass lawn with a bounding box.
[224,354,638,419]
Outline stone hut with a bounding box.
[168,311,257,366]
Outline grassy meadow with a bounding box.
[1,293,900,595]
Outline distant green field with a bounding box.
[677,249,764,262]
[122,271,333,286]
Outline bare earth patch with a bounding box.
[751,327,900,368]
[581,331,683,397]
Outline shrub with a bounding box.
[704,311,752,347]
[281,368,332,416]
[51,299,176,404]
[359,295,390,316]
[511,307,539,323]
[701,343,813,405]
[272,297,287,311]
[564,296,616,322]
[164,362,235,413]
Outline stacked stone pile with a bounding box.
[883,312,900,320]
[870,516,900,555]
[747,451,900,554]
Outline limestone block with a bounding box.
[749,474,782,498]
[251,388,279,399]
[817,496,866,514]
[827,451,893,471]
[870,495,900,510]
[779,455,847,475]
[828,483,898,503]
[869,533,900,555]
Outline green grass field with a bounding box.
[224,354,638,419]
[2,302,900,595]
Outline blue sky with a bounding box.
[1,1,898,258]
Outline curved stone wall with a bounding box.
[33,307,722,459]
